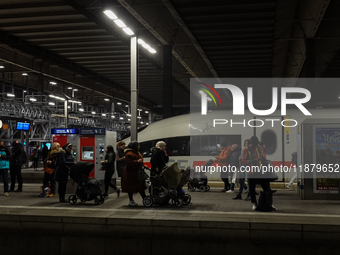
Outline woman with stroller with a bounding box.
[121,141,146,206]
[54,143,76,203]
[150,141,169,176]
[116,141,126,188]
[42,142,60,197]
[101,145,120,197]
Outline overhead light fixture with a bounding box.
[49,95,55,98]
[73,88,78,92]
[48,102,55,106]
[127,114,131,117]
[125,105,129,107]
[79,108,84,112]
[91,111,96,114]
[148,48,157,54]
[117,102,122,105]
[103,10,118,20]
[146,123,149,125]
[114,19,126,28]
[68,106,71,109]
[137,109,142,111]
[7,93,15,97]
[137,39,145,45]
[119,117,123,120]
[137,116,142,119]
[49,95,65,101]
[69,100,81,104]
[23,90,27,93]
[102,113,107,117]
[128,119,131,121]
[22,73,28,76]
[145,111,149,114]
[50,81,57,85]
[29,98,37,102]
[141,122,143,124]
[111,116,115,119]
[67,87,72,90]
[122,27,134,35]
[142,44,151,50]
[0,63,4,69]
[104,98,110,101]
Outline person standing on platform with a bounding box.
[101,145,120,197]
[242,136,277,211]
[150,141,169,176]
[214,141,232,192]
[41,142,49,163]
[228,144,241,193]
[10,140,26,192]
[116,141,126,188]
[0,140,12,197]
[32,145,40,171]
[43,142,60,197]
[54,143,76,203]
[121,141,146,206]
[233,139,250,200]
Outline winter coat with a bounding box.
[215,146,232,167]
[0,145,12,170]
[44,149,61,174]
[230,146,242,168]
[241,145,267,176]
[116,147,125,177]
[150,147,169,175]
[101,152,116,174]
[12,143,25,167]
[121,148,145,193]
[54,149,75,183]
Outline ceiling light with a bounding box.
[148,48,157,54]
[104,98,110,101]
[29,98,37,102]
[146,123,149,125]
[119,117,123,120]
[145,111,149,114]
[73,89,78,92]
[0,65,4,69]
[102,113,107,117]
[137,116,142,119]
[68,106,71,109]
[48,102,55,106]
[49,95,55,98]
[22,73,28,76]
[137,39,145,45]
[127,114,131,117]
[137,109,142,111]
[117,102,122,105]
[122,27,134,35]
[50,81,57,85]
[125,105,129,107]
[141,122,143,124]
[68,87,72,90]
[103,10,118,20]
[23,90,27,93]
[114,19,126,28]
[128,119,131,121]
[142,44,151,50]
[7,93,15,97]
[79,108,84,112]
[54,96,65,101]
[91,111,96,114]
[111,116,115,118]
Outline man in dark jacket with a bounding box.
[0,140,12,196]
[10,140,25,192]
[150,141,169,176]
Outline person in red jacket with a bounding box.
[214,141,232,192]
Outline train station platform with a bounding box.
[0,183,340,255]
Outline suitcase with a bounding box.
[256,191,273,212]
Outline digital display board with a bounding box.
[16,122,30,131]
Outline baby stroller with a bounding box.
[68,162,105,205]
[143,162,192,207]
[187,159,212,192]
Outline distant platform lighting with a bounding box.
[119,117,124,120]
[104,98,110,101]
[111,116,115,118]
[29,97,37,102]
[117,102,122,105]
[102,113,107,117]
[50,81,57,85]
[22,73,28,76]
[48,102,55,106]
[67,87,73,90]
[7,93,15,97]
[123,28,134,35]
[145,111,149,113]
[103,10,118,20]
[91,111,96,114]
[79,108,84,112]
[114,19,126,28]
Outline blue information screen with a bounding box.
[52,129,77,134]
[16,122,30,131]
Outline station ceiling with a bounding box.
[0,0,340,113]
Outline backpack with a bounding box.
[256,191,273,212]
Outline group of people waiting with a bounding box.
[214,136,277,211]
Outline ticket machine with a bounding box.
[52,128,80,160]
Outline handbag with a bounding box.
[137,165,148,182]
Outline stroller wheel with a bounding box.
[143,196,153,207]
[68,195,77,205]
[205,185,210,192]
[188,184,196,192]
[183,194,191,205]
[94,196,104,205]
[199,186,206,192]
[175,200,182,207]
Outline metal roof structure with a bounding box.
[0,0,340,118]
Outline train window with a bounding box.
[140,141,153,157]
[189,136,201,156]
[166,136,189,156]
[261,130,277,155]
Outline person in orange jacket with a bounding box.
[214,141,232,192]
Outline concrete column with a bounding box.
[130,36,138,141]
[163,45,172,119]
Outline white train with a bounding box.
[123,109,340,181]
